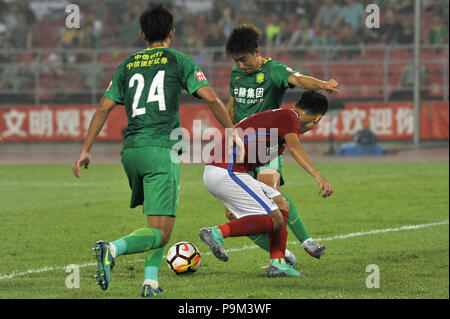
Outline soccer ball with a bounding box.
[166,241,201,274]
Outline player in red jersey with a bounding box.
[199,90,333,277]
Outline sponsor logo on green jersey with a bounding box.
[256,72,264,84]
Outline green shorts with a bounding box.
[249,155,285,186]
[121,145,180,216]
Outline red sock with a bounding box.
[218,215,273,238]
[269,210,289,260]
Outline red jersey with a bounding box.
[208,108,301,172]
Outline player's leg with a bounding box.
[267,194,289,261]
[201,212,282,262]
[254,167,297,264]
[143,246,165,297]
[92,146,146,291]
[231,160,299,263]
[141,215,175,297]
[266,195,303,277]
[281,192,326,258]
[225,205,297,266]
[201,166,281,261]
[94,146,179,295]
[201,166,301,277]
[139,147,179,296]
[241,193,304,277]
[258,166,313,243]
[106,215,174,297]
[111,146,177,253]
[257,158,326,259]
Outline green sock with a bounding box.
[144,247,165,283]
[248,233,270,252]
[114,227,162,255]
[247,192,311,250]
[281,192,311,243]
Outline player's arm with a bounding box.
[284,132,333,198]
[196,86,234,128]
[288,72,339,94]
[226,95,236,124]
[72,96,117,178]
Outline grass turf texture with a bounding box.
[0,162,448,299]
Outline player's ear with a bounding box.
[313,114,323,125]
[140,31,147,42]
[169,28,175,40]
[254,48,261,57]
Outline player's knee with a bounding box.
[273,195,290,214]
[147,216,175,248]
[278,197,290,213]
[225,209,236,221]
[158,228,172,247]
[159,235,170,247]
[269,211,284,232]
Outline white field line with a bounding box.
[0,181,123,187]
[0,180,209,187]
[0,220,448,281]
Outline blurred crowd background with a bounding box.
[0,0,448,104]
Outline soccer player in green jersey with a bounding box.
[72,5,243,297]
[224,24,339,265]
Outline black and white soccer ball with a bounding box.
[166,241,201,274]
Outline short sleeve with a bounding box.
[230,78,235,97]
[104,61,126,104]
[229,66,239,97]
[177,53,210,96]
[270,61,297,89]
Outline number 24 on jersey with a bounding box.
[129,71,166,117]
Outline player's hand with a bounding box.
[323,79,339,94]
[315,176,334,198]
[73,151,91,178]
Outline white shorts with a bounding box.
[203,165,281,219]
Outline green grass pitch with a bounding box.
[0,162,448,299]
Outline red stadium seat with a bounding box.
[388,63,407,86]
[209,66,231,91]
[427,62,445,98]
[391,48,411,60]
[272,51,291,63]
[305,64,326,78]
[32,17,60,48]
[365,46,387,60]
[421,47,447,60]
[326,62,386,99]
[98,53,115,63]
[426,63,445,87]
[21,53,34,64]
[303,51,326,62]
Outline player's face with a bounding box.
[300,113,323,134]
[231,50,261,74]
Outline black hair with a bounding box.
[139,4,173,44]
[295,90,329,115]
[225,24,261,56]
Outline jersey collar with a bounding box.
[145,46,166,50]
[254,57,271,72]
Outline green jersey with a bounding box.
[230,58,296,124]
[105,47,209,149]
